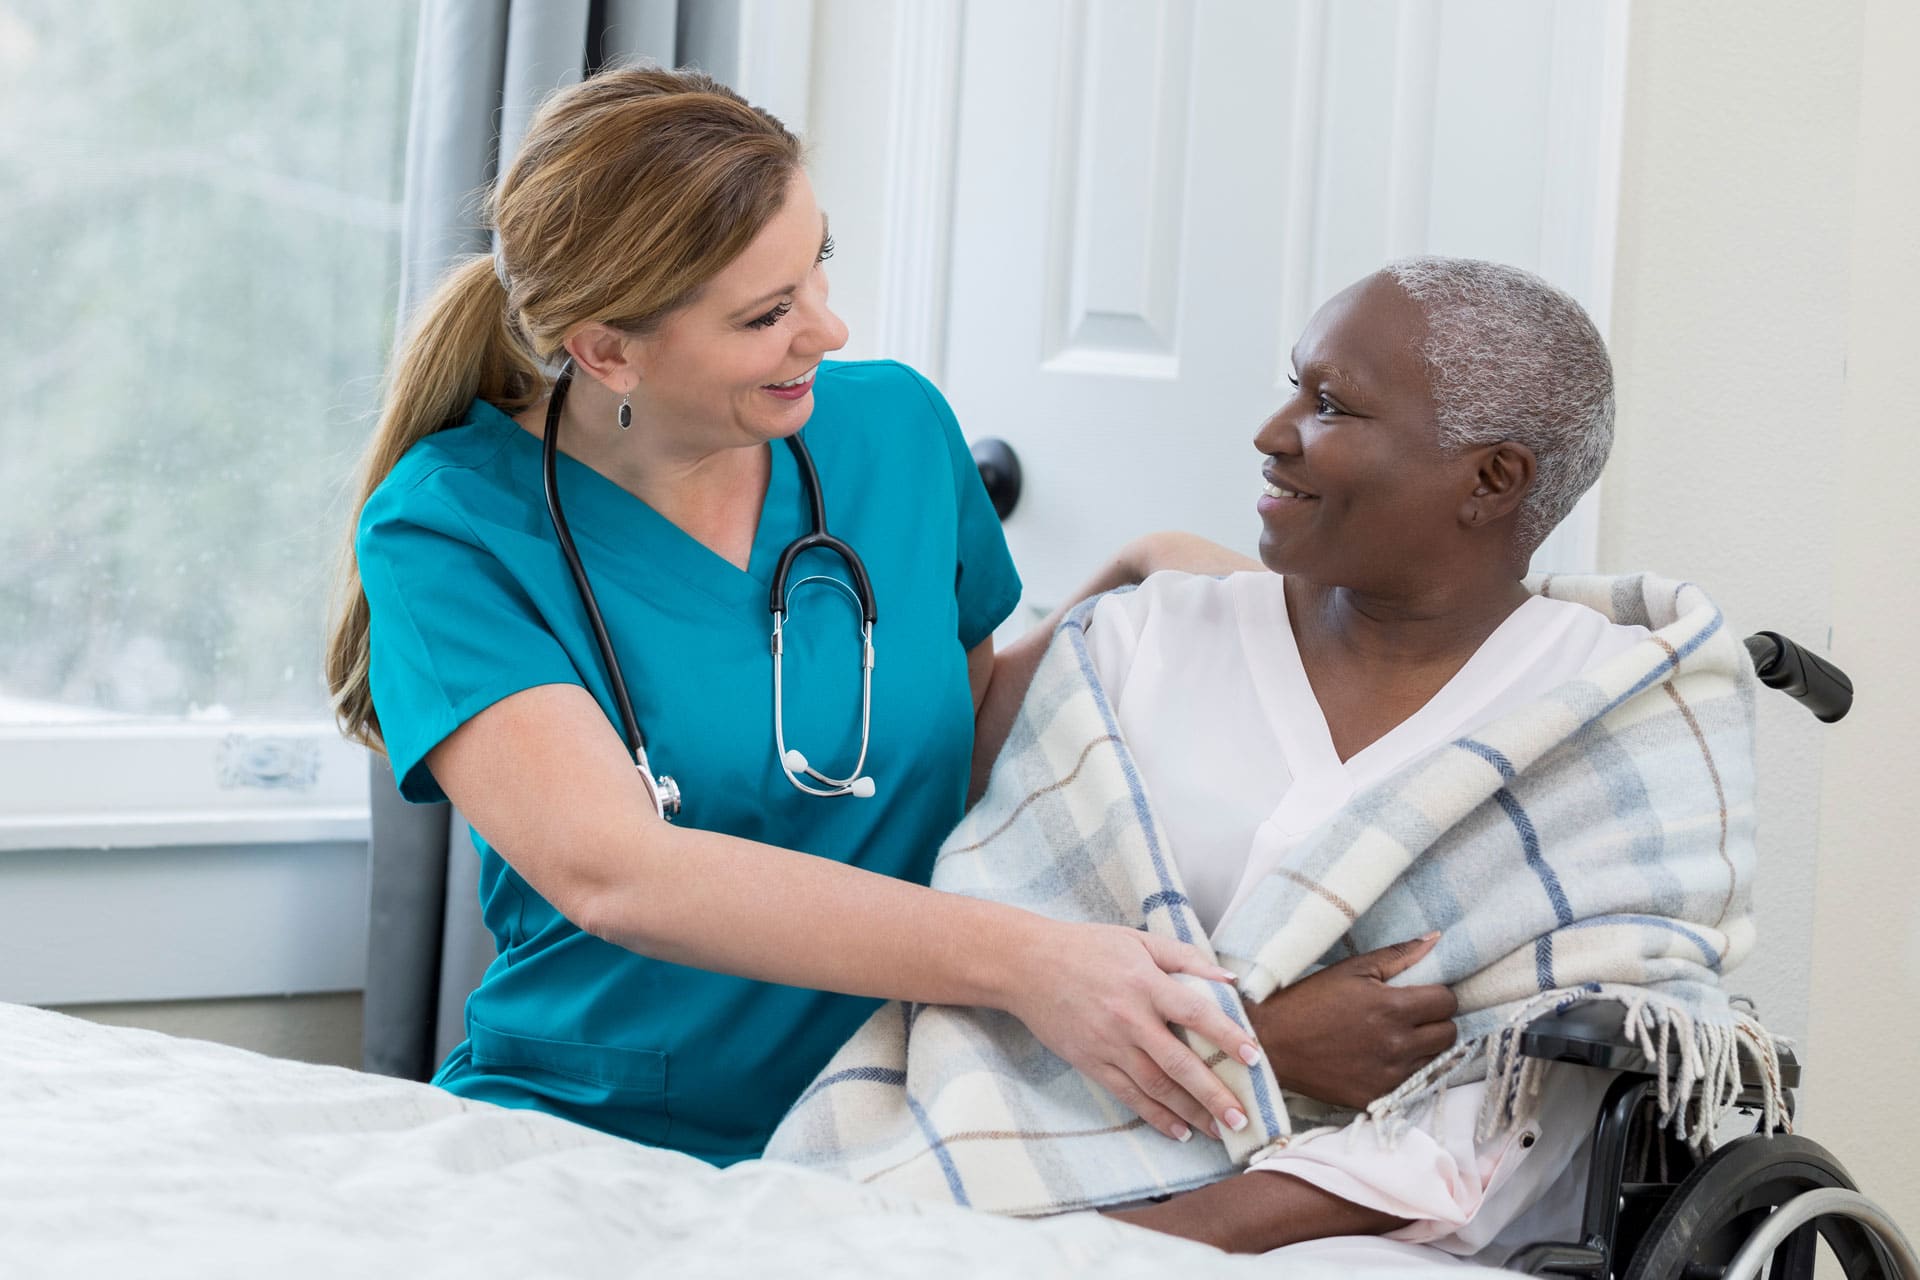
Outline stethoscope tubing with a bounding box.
[542,359,648,758]
[540,356,879,815]
[772,577,876,794]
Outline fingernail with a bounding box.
[1208,1121,1221,1139]
[1172,1124,1192,1143]
[1238,1043,1262,1066]
[1422,931,1441,942]
[1225,1108,1248,1132]
[1214,967,1237,982]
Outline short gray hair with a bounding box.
[1381,256,1614,549]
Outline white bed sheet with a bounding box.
[0,1003,1509,1279]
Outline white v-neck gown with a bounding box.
[1083,571,1649,1265]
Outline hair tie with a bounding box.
[491,240,511,292]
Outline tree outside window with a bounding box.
[0,1,421,726]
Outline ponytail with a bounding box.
[326,64,802,753]
[324,254,542,749]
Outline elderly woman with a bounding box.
[773,256,1769,1267]
[1082,258,1635,1259]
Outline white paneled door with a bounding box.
[940,0,1628,608]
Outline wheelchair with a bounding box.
[1505,632,1916,1280]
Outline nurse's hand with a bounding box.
[1122,530,1264,581]
[999,921,1265,1145]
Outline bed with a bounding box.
[0,1002,1511,1278]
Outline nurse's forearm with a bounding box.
[435,681,1044,1010]
[577,823,1047,1009]
[430,682,1264,1143]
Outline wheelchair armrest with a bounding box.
[1518,1002,1801,1089]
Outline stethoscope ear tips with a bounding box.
[849,776,876,799]
[783,748,809,772]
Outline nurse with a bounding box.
[323,66,1264,1166]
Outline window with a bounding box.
[0,1,421,845]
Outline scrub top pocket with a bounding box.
[467,1015,671,1144]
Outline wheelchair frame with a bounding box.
[1499,634,1913,1280]
[1507,1002,1916,1279]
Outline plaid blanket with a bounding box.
[764,574,1782,1217]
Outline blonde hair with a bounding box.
[325,66,802,750]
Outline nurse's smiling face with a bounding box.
[627,169,850,449]
[1252,273,1495,591]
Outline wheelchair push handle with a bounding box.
[1744,631,1854,723]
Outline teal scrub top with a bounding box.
[356,359,1022,1165]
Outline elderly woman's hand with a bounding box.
[1248,934,1458,1111]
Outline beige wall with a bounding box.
[51,993,363,1069]
[1604,0,1919,1226]
[1808,0,1920,1230]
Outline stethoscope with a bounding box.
[541,358,878,821]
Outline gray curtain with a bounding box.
[364,0,735,1080]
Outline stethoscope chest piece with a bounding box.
[638,759,682,822]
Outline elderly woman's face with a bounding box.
[1253,274,1476,585]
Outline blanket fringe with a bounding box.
[1364,1036,1483,1141]
[1364,990,1789,1153]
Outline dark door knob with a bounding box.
[971,437,1022,521]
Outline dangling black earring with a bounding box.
[617,393,632,431]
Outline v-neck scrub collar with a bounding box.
[469,398,808,613]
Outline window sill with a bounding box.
[0,807,370,853]
[0,720,370,853]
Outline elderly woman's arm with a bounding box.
[1108,1173,1408,1253]
[1113,1062,1615,1253]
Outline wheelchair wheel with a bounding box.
[1624,1134,1890,1280]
